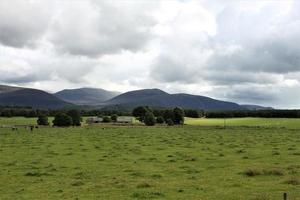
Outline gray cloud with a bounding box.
[49,1,156,57]
[152,1,300,85]
[0,1,53,47]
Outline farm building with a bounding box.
[86,117,103,124]
[86,116,134,124]
[116,116,134,123]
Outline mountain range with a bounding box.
[0,84,271,110]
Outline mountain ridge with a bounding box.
[104,88,243,110]
[54,87,120,105]
[0,85,272,110]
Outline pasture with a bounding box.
[185,117,300,129]
[0,123,300,199]
[2,117,300,129]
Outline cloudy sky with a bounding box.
[0,0,300,108]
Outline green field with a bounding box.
[1,124,300,200]
[185,117,300,129]
[2,117,300,129]
[0,117,90,126]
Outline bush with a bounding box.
[53,113,73,127]
[156,116,164,124]
[111,114,118,122]
[37,115,49,126]
[284,177,300,185]
[166,119,174,126]
[244,168,262,177]
[144,111,156,126]
[102,116,112,123]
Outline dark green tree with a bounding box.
[163,109,174,122]
[37,115,49,126]
[67,110,82,126]
[144,111,156,126]
[102,116,112,123]
[184,109,202,118]
[52,113,73,127]
[132,106,152,122]
[111,114,118,122]
[156,116,164,124]
[166,118,174,126]
[173,107,184,125]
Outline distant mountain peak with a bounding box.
[54,87,121,105]
[105,88,242,110]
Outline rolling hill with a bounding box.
[0,85,270,110]
[104,89,243,110]
[54,88,120,105]
[0,85,72,109]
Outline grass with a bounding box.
[0,125,300,199]
[185,117,300,129]
[0,117,90,126]
[2,117,300,129]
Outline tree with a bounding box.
[184,109,201,118]
[102,116,112,123]
[37,115,49,126]
[156,116,164,124]
[53,113,73,127]
[144,111,156,126]
[163,109,174,122]
[173,107,184,125]
[132,106,152,122]
[67,110,82,126]
[111,114,118,122]
[166,118,174,126]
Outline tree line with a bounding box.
[206,110,300,118]
[132,106,185,126]
[1,106,300,122]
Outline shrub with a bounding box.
[156,116,164,124]
[244,168,263,177]
[263,168,284,176]
[144,111,156,126]
[53,113,73,127]
[37,115,49,126]
[284,177,300,185]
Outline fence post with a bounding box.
[283,193,287,200]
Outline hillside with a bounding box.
[105,89,242,110]
[55,88,120,105]
[0,85,72,109]
[0,85,22,93]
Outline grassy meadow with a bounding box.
[2,117,300,129]
[185,117,300,129]
[0,118,300,199]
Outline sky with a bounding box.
[0,0,300,109]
